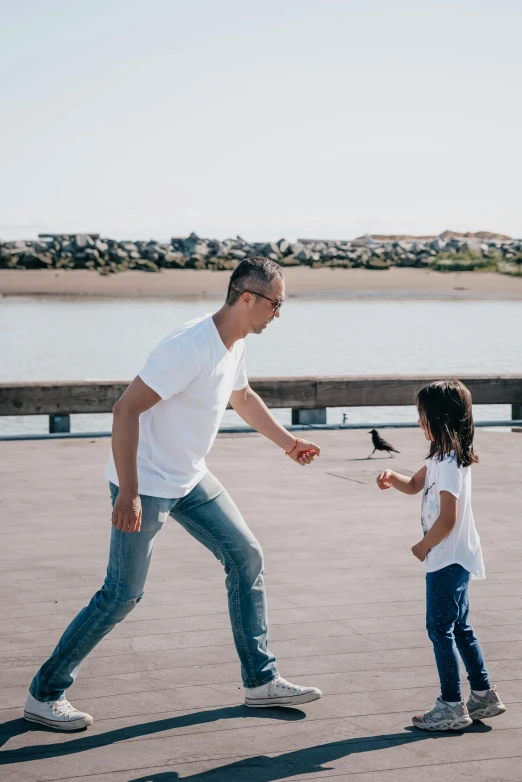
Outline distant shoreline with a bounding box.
[2,267,522,300]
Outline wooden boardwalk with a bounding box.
[0,428,521,781]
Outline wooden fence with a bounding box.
[1,375,521,433]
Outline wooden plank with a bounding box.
[0,380,128,416]
[316,374,522,407]
[1,374,522,415]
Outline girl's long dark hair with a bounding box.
[416,380,478,467]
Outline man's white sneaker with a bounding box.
[24,693,93,730]
[244,676,322,707]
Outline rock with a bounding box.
[213,243,230,258]
[325,247,339,259]
[279,255,301,266]
[133,259,159,272]
[206,240,222,255]
[396,253,418,267]
[75,234,94,249]
[459,240,480,253]
[366,257,391,269]
[32,241,50,253]
[352,234,377,247]
[181,232,210,258]
[277,238,292,256]
[163,252,185,267]
[5,230,521,275]
[261,242,281,259]
[295,247,311,262]
[22,251,53,267]
[111,248,129,261]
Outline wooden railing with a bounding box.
[1,375,521,433]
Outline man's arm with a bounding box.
[377,466,427,495]
[229,385,320,465]
[411,490,458,561]
[111,376,161,532]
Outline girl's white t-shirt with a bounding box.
[106,315,248,498]
[421,452,485,579]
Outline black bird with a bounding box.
[367,429,400,459]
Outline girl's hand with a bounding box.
[411,541,427,562]
[376,470,394,490]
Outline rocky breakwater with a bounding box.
[1,230,521,275]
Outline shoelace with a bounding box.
[274,679,299,692]
[52,700,76,717]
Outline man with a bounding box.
[25,257,322,730]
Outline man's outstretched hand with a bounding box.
[287,438,321,466]
[112,493,142,533]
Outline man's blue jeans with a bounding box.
[30,473,278,701]
[426,563,490,703]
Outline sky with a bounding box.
[1,0,521,242]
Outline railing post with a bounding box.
[291,408,327,425]
[49,414,71,433]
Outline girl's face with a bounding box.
[417,411,433,441]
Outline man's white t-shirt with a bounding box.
[106,315,248,498]
[421,452,485,579]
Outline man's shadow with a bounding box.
[0,707,491,780]
[126,723,492,782]
[0,705,305,765]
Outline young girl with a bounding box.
[376,379,506,731]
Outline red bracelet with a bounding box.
[286,439,299,455]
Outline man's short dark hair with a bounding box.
[226,257,285,306]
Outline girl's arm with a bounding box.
[376,465,427,495]
[411,490,458,561]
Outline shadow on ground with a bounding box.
[0,705,304,763]
[127,723,492,781]
[0,707,491,780]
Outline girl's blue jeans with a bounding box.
[426,563,490,703]
[30,472,278,701]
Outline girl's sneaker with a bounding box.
[412,698,473,731]
[466,686,506,721]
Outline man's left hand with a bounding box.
[287,438,321,466]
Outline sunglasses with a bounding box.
[244,290,284,312]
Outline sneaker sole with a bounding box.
[412,716,473,731]
[244,691,322,708]
[468,703,507,721]
[24,710,93,731]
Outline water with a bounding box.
[2,297,521,435]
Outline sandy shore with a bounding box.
[1,267,522,299]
